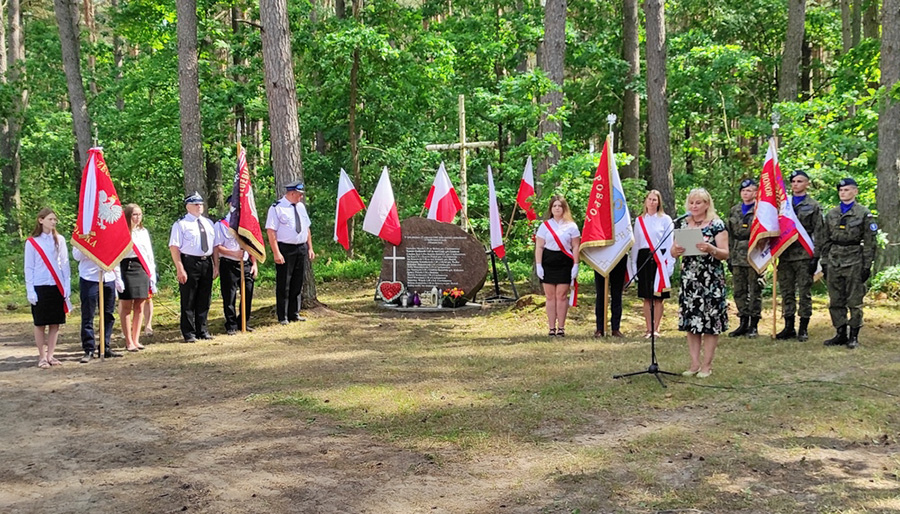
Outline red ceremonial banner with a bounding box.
[581,138,615,247]
[229,144,267,262]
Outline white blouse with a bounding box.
[536,219,581,254]
[628,213,675,278]
[122,227,157,288]
[24,232,71,297]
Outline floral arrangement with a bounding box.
[442,287,467,308]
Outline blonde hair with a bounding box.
[30,208,60,249]
[544,195,575,223]
[124,203,144,230]
[642,190,666,216]
[684,188,718,222]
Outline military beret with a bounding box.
[184,192,204,204]
[740,178,757,190]
[837,177,858,189]
[789,170,809,180]
[285,181,305,192]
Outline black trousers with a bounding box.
[220,258,254,331]
[179,255,213,340]
[275,242,307,322]
[80,278,115,353]
[594,259,627,333]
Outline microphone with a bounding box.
[673,212,690,222]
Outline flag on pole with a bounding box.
[747,138,811,272]
[228,143,267,262]
[516,156,538,221]
[334,168,366,250]
[425,162,462,223]
[363,166,402,246]
[580,135,634,276]
[486,165,505,259]
[71,148,132,270]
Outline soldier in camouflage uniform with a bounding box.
[727,179,762,338]
[818,177,877,349]
[775,170,822,342]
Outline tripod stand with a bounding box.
[483,248,518,303]
[613,219,679,388]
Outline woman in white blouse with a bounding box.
[116,204,157,351]
[535,195,581,337]
[24,208,71,368]
[628,190,675,338]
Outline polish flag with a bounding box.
[486,165,505,259]
[363,166,402,246]
[516,156,537,221]
[334,169,366,251]
[424,162,462,223]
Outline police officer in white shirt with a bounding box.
[73,247,122,362]
[215,196,258,335]
[266,181,315,324]
[169,192,218,342]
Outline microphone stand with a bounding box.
[613,214,686,388]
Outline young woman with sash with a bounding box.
[24,208,71,368]
[535,195,581,337]
[116,204,156,351]
[628,190,675,338]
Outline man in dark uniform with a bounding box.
[266,181,316,325]
[593,259,627,338]
[775,170,822,341]
[215,196,258,335]
[727,178,762,338]
[818,178,876,349]
[169,192,218,343]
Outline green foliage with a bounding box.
[870,266,900,299]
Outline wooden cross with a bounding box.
[384,246,406,282]
[425,94,498,231]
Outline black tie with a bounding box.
[293,204,302,234]
[198,219,209,253]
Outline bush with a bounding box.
[870,266,900,299]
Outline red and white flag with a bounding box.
[228,143,267,262]
[71,148,132,271]
[516,156,538,221]
[486,165,505,259]
[425,162,462,223]
[580,135,633,277]
[748,138,812,272]
[363,166,402,246]
[334,168,366,250]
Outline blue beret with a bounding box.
[184,192,204,205]
[838,177,858,189]
[740,178,757,190]
[789,170,809,180]
[285,181,305,192]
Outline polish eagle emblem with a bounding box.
[97,190,123,229]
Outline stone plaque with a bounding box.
[378,217,488,300]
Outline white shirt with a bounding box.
[73,247,118,283]
[24,232,71,297]
[120,227,157,290]
[629,213,675,278]
[214,219,248,261]
[265,198,311,245]
[169,213,216,257]
[536,219,580,254]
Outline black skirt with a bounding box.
[119,258,150,300]
[541,249,574,284]
[32,285,66,326]
[636,248,671,299]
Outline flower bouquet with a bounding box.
[441,287,467,308]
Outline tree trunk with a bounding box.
[536,0,565,184]
[852,0,862,47]
[176,0,205,197]
[622,0,640,180]
[83,0,97,95]
[2,0,24,235]
[112,0,124,111]
[778,0,807,102]
[842,0,853,53]
[875,0,900,268]
[864,0,880,39]
[53,0,92,171]
[205,155,223,210]
[260,0,317,306]
[801,38,812,100]
[644,0,675,215]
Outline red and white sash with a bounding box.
[637,216,671,296]
[28,237,72,314]
[542,220,578,307]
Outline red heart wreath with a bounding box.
[378,281,404,302]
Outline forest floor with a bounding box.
[1,280,899,514]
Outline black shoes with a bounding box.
[183,337,197,343]
[289,316,307,322]
[104,350,123,358]
[199,333,215,340]
[80,352,93,364]
[279,320,289,325]
[847,326,860,349]
[729,316,749,337]
[797,317,810,342]
[226,330,237,336]
[776,317,796,340]
[746,316,760,338]
[824,325,849,346]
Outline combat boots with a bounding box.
[797,317,810,342]
[823,325,848,346]
[776,317,796,340]
[847,326,860,349]
[729,316,749,337]
[746,316,760,338]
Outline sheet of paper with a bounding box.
[673,228,706,257]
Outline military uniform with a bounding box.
[727,186,762,337]
[776,176,822,341]
[818,178,876,349]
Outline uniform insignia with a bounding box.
[742,224,748,228]
[870,223,878,231]
[839,225,845,229]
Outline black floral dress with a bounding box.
[677,219,729,335]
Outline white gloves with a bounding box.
[27,290,38,305]
[571,263,579,281]
[116,279,125,294]
[150,280,158,295]
[536,263,545,280]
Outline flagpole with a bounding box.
[99,269,105,360]
[602,113,617,337]
[236,126,247,335]
[771,112,781,340]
